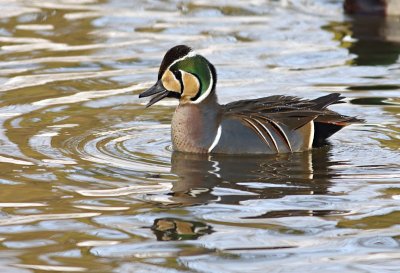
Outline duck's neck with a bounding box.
[171,92,221,153]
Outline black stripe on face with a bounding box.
[171,69,183,93]
[189,73,202,101]
[158,45,192,80]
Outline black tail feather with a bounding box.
[311,93,344,110]
[313,122,344,147]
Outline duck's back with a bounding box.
[208,93,362,154]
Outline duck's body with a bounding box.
[171,92,358,154]
[140,45,361,155]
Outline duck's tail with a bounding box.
[311,93,364,147]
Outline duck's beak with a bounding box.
[139,81,169,108]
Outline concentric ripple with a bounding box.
[0,0,400,272]
[63,122,172,173]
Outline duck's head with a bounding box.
[139,45,217,107]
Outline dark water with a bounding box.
[0,0,399,272]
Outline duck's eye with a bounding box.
[161,69,181,93]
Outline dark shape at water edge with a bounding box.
[344,0,400,16]
[168,146,339,206]
[348,85,400,91]
[243,209,350,219]
[344,0,386,15]
[325,12,400,66]
[347,15,400,66]
[350,97,395,106]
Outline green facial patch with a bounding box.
[171,55,211,98]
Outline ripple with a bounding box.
[4,239,55,249]
[0,203,45,207]
[15,24,54,31]
[77,184,171,197]
[91,241,188,258]
[64,122,171,172]
[12,264,86,272]
[358,236,399,249]
[0,155,33,165]
[0,0,400,272]
[0,213,100,226]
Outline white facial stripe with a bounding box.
[164,50,214,104]
[189,66,213,104]
[161,51,198,94]
[168,51,197,70]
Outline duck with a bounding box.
[139,45,362,154]
[344,0,400,15]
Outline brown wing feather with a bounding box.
[223,93,363,147]
[224,93,343,128]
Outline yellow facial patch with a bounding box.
[181,71,200,101]
[161,70,181,93]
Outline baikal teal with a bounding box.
[139,45,363,154]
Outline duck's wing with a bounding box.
[223,93,362,148]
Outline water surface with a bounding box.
[0,0,400,272]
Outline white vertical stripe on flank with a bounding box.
[208,125,222,153]
[308,121,314,149]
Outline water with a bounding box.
[0,0,399,272]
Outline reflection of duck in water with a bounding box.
[169,147,335,206]
[343,0,400,65]
[150,146,344,241]
[152,218,213,241]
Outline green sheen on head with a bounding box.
[158,45,217,104]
